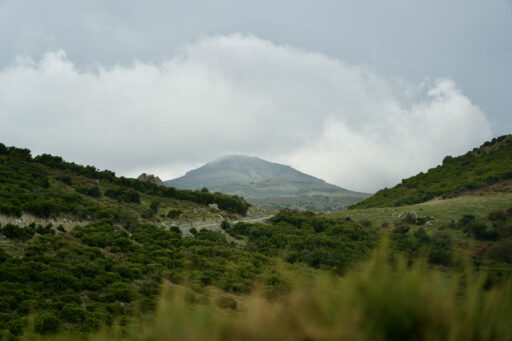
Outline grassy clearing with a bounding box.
[327,192,512,229]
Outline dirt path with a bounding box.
[173,214,274,237]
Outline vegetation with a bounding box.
[224,209,377,273]
[352,135,512,208]
[0,143,250,219]
[0,219,273,337]
[248,194,367,211]
[46,245,512,341]
[1,137,512,339]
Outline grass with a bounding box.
[327,192,512,229]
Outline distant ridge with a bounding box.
[165,155,370,210]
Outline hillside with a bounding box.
[0,143,250,224]
[1,143,512,339]
[165,155,369,210]
[351,135,512,209]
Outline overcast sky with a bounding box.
[0,1,510,192]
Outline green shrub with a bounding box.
[34,312,60,334]
[458,214,476,228]
[167,209,182,219]
[220,220,231,230]
[61,302,86,323]
[489,210,506,221]
[467,222,498,241]
[77,186,101,198]
[0,224,34,241]
[487,239,512,264]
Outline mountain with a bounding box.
[165,155,319,190]
[165,155,370,210]
[351,134,512,209]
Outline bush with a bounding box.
[400,212,417,225]
[141,209,155,219]
[35,312,60,334]
[150,201,160,213]
[488,210,506,221]
[487,239,512,264]
[77,186,101,198]
[112,282,133,303]
[428,232,453,266]
[360,219,372,227]
[458,214,476,228]
[467,222,498,241]
[393,225,410,234]
[61,303,86,323]
[8,318,22,336]
[170,226,182,235]
[413,227,431,243]
[167,210,182,219]
[57,175,72,185]
[0,224,34,241]
[220,220,231,230]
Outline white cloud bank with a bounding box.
[0,34,492,192]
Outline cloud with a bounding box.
[0,34,492,192]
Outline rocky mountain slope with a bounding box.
[165,155,370,210]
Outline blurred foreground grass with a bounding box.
[67,243,512,341]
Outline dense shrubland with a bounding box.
[0,218,272,338]
[0,143,250,218]
[1,207,512,338]
[71,245,512,341]
[223,209,378,273]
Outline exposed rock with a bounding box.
[138,173,164,186]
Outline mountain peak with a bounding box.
[163,155,372,206]
[168,154,321,191]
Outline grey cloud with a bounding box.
[0,35,492,192]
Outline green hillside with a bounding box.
[0,143,250,222]
[1,142,512,339]
[351,135,512,209]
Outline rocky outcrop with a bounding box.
[137,173,164,186]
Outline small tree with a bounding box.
[35,312,60,334]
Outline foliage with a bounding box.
[0,219,271,335]
[352,135,512,208]
[0,143,250,219]
[88,245,512,341]
[224,209,377,273]
[166,210,182,219]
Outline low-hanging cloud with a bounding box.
[0,34,492,192]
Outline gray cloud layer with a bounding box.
[0,35,492,192]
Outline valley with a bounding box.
[0,136,511,340]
